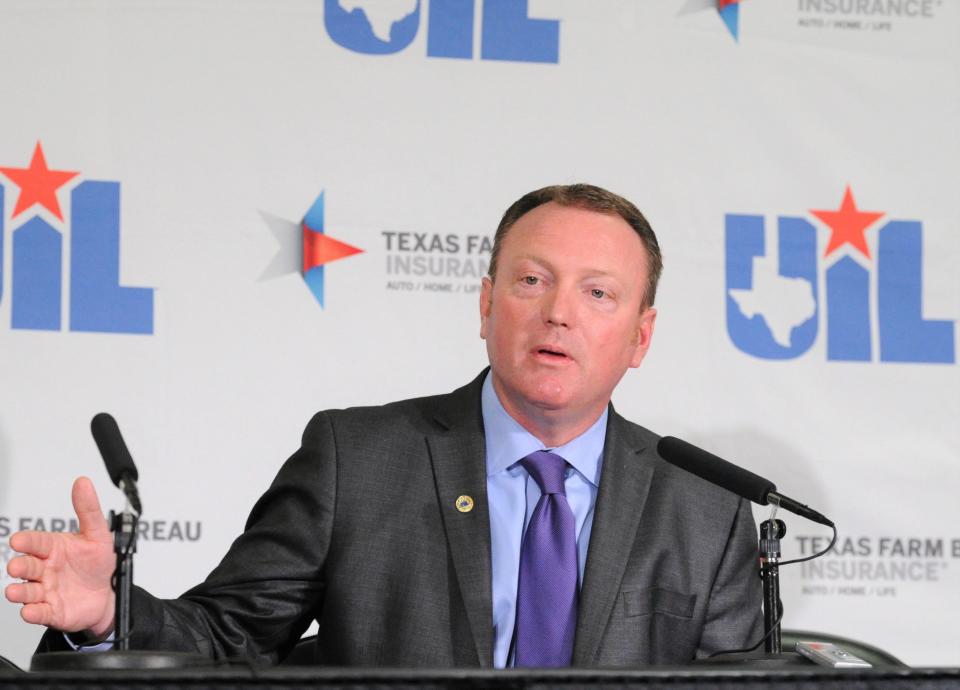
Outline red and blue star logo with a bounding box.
[261,192,363,308]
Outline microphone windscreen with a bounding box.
[90,412,138,486]
[656,436,774,505]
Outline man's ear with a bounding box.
[629,307,657,368]
[479,276,493,340]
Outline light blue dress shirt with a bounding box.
[481,372,607,669]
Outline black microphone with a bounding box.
[656,436,833,527]
[91,412,142,515]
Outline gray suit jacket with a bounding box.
[41,371,761,666]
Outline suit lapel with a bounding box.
[573,410,656,665]
[426,373,494,667]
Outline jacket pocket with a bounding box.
[622,587,696,619]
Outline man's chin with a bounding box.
[525,398,572,415]
[491,372,583,418]
[523,387,580,417]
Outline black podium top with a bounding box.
[2,665,959,690]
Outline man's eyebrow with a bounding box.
[511,256,625,283]
[512,254,553,269]
[580,269,620,280]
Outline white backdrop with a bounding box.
[1,0,958,668]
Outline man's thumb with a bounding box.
[72,477,111,541]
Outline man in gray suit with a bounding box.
[6,184,761,667]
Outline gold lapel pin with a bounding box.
[455,495,474,513]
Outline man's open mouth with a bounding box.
[536,348,568,359]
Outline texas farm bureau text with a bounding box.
[383,231,491,294]
[793,535,958,598]
[0,515,202,581]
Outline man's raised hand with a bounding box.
[4,477,116,637]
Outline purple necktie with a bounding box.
[515,450,578,667]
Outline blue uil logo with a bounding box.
[324,0,422,55]
[324,0,559,63]
[0,143,154,334]
[725,187,955,364]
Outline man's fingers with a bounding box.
[5,581,47,605]
[9,530,56,559]
[6,554,45,581]
[20,602,55,627]
[3,582,21,604]
[72,477,111,540]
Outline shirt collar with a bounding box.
[481,371,606,487]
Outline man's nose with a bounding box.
[542,285,575,328]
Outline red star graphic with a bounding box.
[810,185,884,258]
[0,141,78,221]
[303,229,364,273]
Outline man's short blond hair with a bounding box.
[488,184,663,308]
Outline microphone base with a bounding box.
[30,650,211,672]
[693,651,813,667]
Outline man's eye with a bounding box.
[523,276,539,285]
[590,288,606,299]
